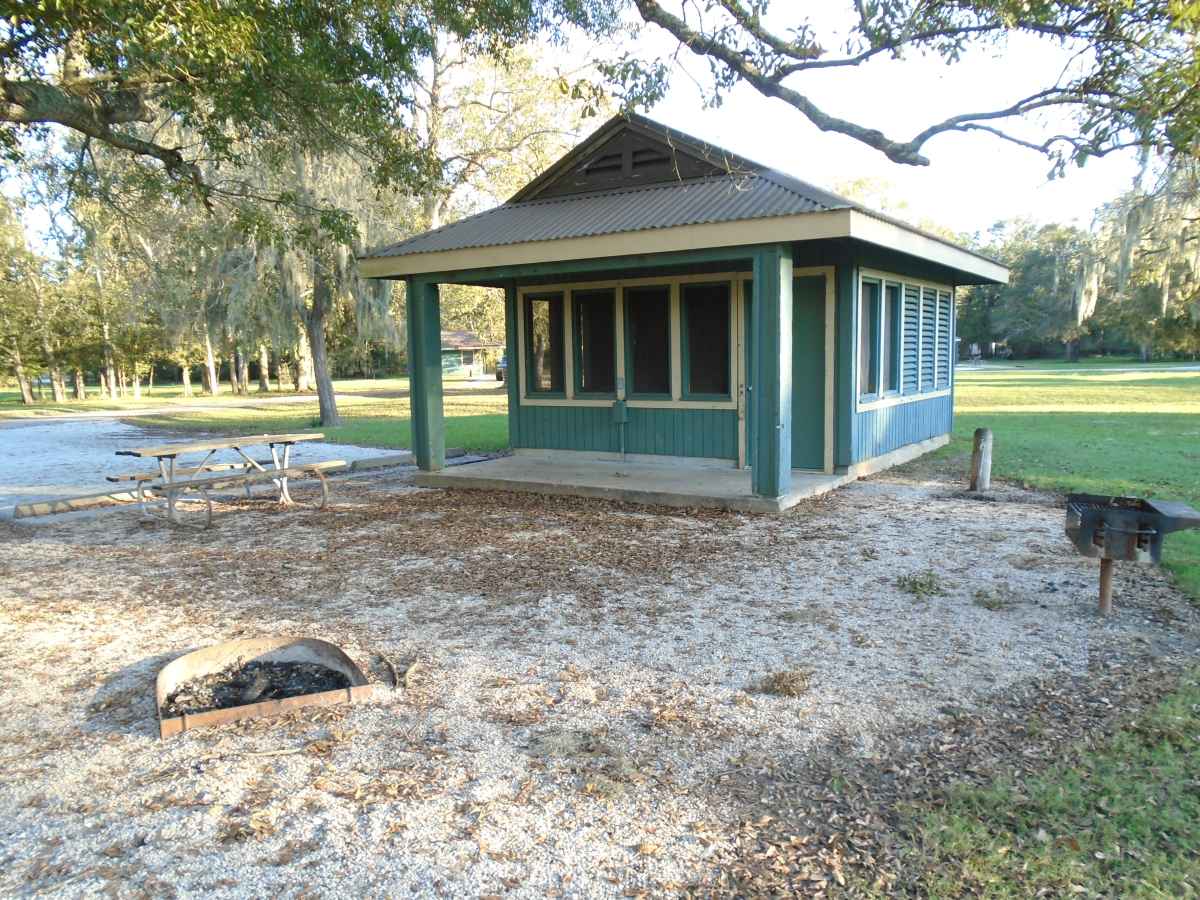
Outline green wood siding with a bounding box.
[511,404,737,460]
[791,274,826,470]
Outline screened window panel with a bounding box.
[902,285,921,393]
[920,287,938,391]
[625,285,671,396]
[682,282,731,397]
[859,280,881,398]
[525,293,564,393]
[883,283,901,393]
[935,290,952,388]
[573,289,616,395]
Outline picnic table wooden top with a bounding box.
[116,433,325,459]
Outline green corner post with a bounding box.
[503,282,521,450]
[751,244,793,497]
[405,277,445,471]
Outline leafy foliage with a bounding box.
[1,0,619,204]
[620,1,1200,170]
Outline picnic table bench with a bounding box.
[113,433,346,528]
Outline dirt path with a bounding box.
[0,419,386,513]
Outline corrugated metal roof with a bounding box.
[441,329,500,350]
[363,171,848,260]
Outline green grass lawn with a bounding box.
[968,355,1197,370]
[911,671,1200,898]
[948,368,1200,597]
[910,366,1200,898]
[0,376,424,418]
[125,381,511,453]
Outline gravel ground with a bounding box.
[0,464,1196,897]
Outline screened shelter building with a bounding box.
[361,114,1009,512]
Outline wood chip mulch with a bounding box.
[689,656,1189,897]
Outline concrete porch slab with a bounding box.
[414,455,852,513]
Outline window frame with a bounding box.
[570,286,619,399]
[856,269,954,412]
[858,277,883,402]
[516,273,745,410]
[622,283,673,401]
[522,291,566,398]
[883,281,902,394]
[680,280,735,402]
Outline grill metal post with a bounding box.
[1098,558,1114,616]
[1065,493,1200,617]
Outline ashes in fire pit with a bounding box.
[161,660,352,717]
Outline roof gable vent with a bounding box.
[523,122,742,201]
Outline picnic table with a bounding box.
[112,433,345,528]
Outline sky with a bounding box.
[625,12,1143,239]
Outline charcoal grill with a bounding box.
[1065,494,1200,615]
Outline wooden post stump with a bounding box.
[969,427,993,492]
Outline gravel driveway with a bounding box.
[0,419,385,514]
[0,466,1195,896]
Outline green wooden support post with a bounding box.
[751,244,793,497]
[503,281,521,450]
[406,277,445,471]
[834,261,856,468]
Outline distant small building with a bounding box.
[364,114,1009,511]
[440,330,501,379]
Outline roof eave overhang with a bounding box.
[359,208,1009,285]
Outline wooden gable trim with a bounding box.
[510,113,760,203]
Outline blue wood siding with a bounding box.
[936,291,952,388]
[512,404,738,460]
[851,393,952,462]
[901,285,921,394]
[920,287,937,390]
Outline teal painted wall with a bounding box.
[512,404,738,460]
[790,275,826,470]
[790,238,958,468]
[488,239,959,469]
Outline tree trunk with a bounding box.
[132,371,142,400]
[228,342,242,395]
[305,270,341,426]
[237,350,250,396]
[296,332,315,392]
[73,368,86,400]
[203,325,220,396]
[148,366,154,390]
[257,345,271,392]
[34,291,66,403]
[11,341,34,404]
[180,364,193,398]
[117,367,128,398]
[1139,342,1152,363]
[1064,338,1080,363]
[102,322,118,400]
